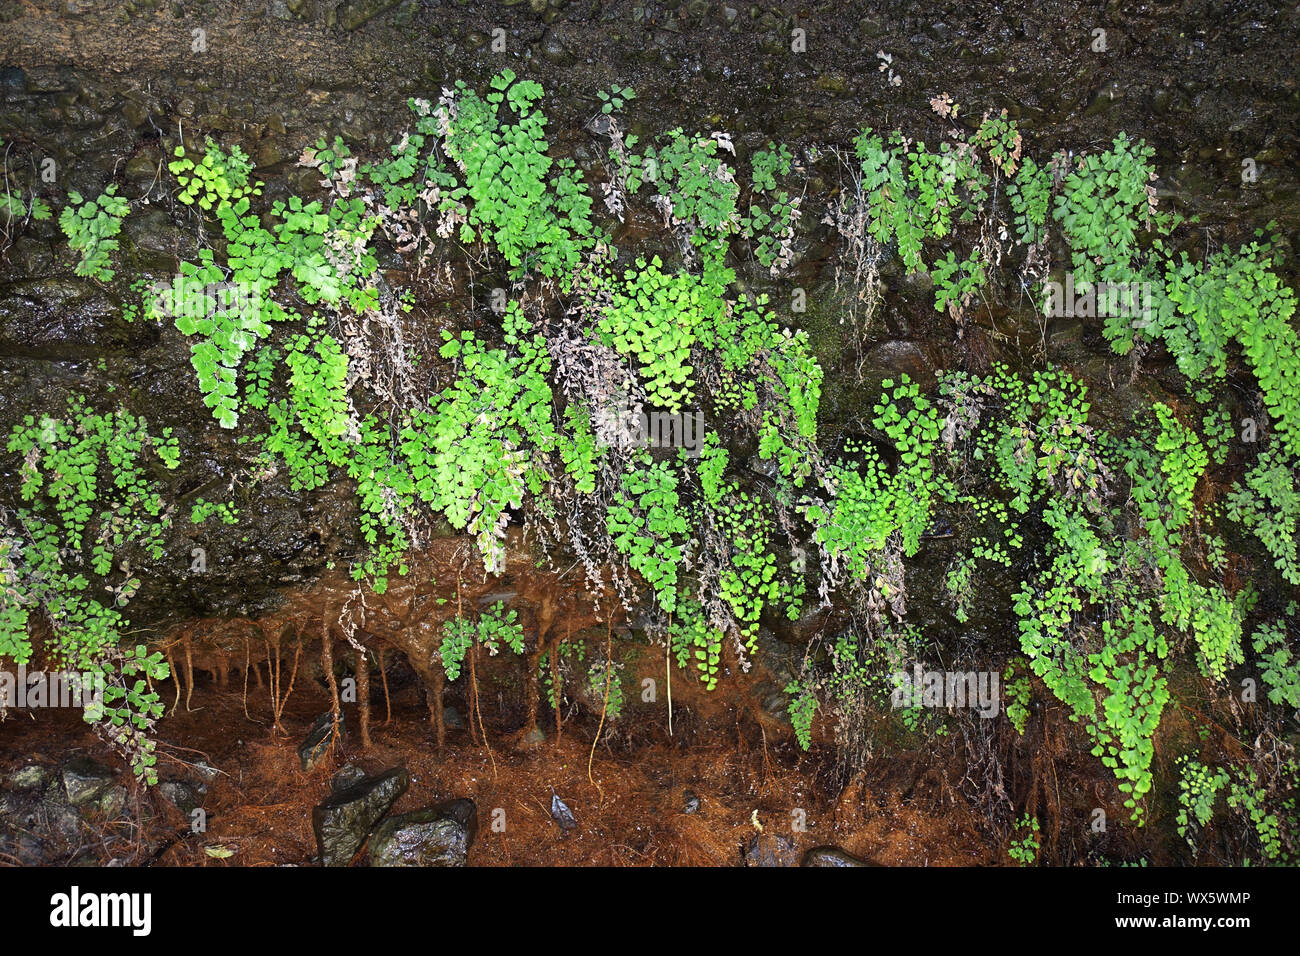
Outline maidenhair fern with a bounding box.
[59,185,128,282]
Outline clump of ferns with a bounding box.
[520,415,651,625]
[681,501,758,671]
[934,375,1000,493]
[300,122,463,291]
[786,613,908,771]
[525,332,647,612]
[811,523,910,627]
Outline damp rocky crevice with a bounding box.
[1,0,1298,866]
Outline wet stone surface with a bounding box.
[299,711,344,772]
[802,845,877,866]
[368,797,478,867]
[312,766,410,867]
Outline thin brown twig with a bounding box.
[462,575,496,780]
[588,617,613,803]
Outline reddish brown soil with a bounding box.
[1,659,999,866]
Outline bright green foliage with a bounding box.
[670,596,726,690]
[740,142,797,271]
[243,345,279,412]
[852,128,988,272]
[1223,768,1289,863]
[1052,132,1161,287]
[1175,755,1230,849]
[1217,245,1300,457]
[1187,583,1245,684]
[263,399,327,492]
[330,426,412,589]
[274,195,380,312]
[1155,237,1300,457]
[438,601,524,681]
[0,137,50,225]
[1118,412,1244,684]
[1226,450,1300,587]
[800,378,945,595]
[691,437,788,644]
[557,405,600,495]
[309,135,352,177]
[164,138,380,430]
[1003,660,1031,735]
[267,329,414,589]
[962,366,1105,513]
[934,365,1232,821]
[3,397,178,782]
[437,619,472,683]
[867,376,946,554]
[169,139,261,211]
[1157,252,1235,381]
[645,127,741,244]
[1086,607,1170,814]
[767,326,823,447]
[120,278,153,325]
[190,497,239,525]
[802,451,916,589]
[596,256,717,413]
[905,141,963,240]
[970,109,1022,175]
[59,185,128,282]
[1201,404,1234,466]
[7,397,178,582]
[784,677,818,749]
[151,76,813,601]
[703,294,822,483]
[587,656,624,718]
[750,142,792,193]
[157,257,267,429]
[1176,756,1293,864]
[945,498,1019,624]
[1252,612,1300,708]
[944,555,975,623]
[606,451,687,616]
[360,117,455,208]
[1153,404,1206,529]
[854,129,924,272]
[931,248,985,315]
[440,69,598,282]
[538,639,586,710]
[286,333,351,442]
[401,303,559,574]
[25,71,1298,812]
[740,190,799,271]
[596,84,635,114]
[0,189,51,222]
[1007,155,1051,245]
[0,538,27,655]
[1008,814,1041,865]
